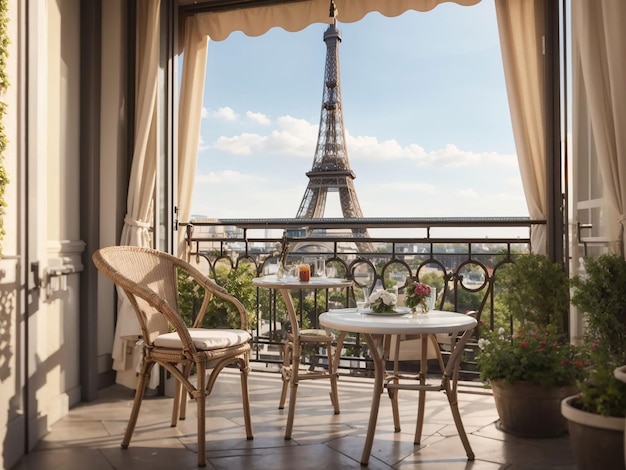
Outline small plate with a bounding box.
[363,306,411,316]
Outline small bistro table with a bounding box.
[252,275,353,439]
[319,308,477,466]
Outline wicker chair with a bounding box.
[93,246,253,467]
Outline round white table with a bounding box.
[252,275,353,439]
[320,309,477,466]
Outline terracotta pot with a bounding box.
[561,394,625,470]
[491,380,577,438]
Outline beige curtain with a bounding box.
[191,0,480,40]
[112,0,161,389]
[572,0,626,255]
[177,16,209,258]
[494,0,546,254]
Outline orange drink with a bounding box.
[298,264,310,282]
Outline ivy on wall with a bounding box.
[0,0,8,248]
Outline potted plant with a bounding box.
[561,252,626,470]
[476,253,584,438]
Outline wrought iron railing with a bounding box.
[182,217,542,380]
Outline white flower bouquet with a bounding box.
[368,289,397,313]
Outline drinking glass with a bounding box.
[325,263,336,278]
[356,286,369,311]
[299,264,311,282]
[361,286,371,308]
[427,287,437,311]
[285,262,299,280]
[314,257,326,277]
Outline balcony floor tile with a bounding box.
[12,369,576,469]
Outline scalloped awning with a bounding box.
[184,0,482,41]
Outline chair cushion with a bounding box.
[300,328,332,337]
[153,328,251,351]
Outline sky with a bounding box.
[190,2,529,237]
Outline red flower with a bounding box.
[412,283,431,296]
[405,280,432,309]
[520,341,528,348]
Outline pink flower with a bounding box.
[405,280,432,309]
[412,283,430,296]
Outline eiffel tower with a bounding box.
[295,19,373,252]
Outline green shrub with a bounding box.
[476,253,579,386]
[570,253,626,417]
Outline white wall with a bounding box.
[0,1,28,467]
[28,0,83,449]
[0,0,86,467]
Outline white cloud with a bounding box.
[195,170,265,184]
[275,115,317,134]
[348,138,516,168]
[191,175,304,219]
[212,115,317,157]
[246,111,271,125]
[205,110,516,169]
[348,136,415,160]
[428,144,516,168]
[201,106,208,119]
[211,106,239,121]
[214,133,268,155]
[194,106,527,227]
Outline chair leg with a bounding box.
[178,362,193,421]
[330,333,347,413]
[171,381,182,427]
[414,337,429,444]
[414,389,427,444]
[239,357,254,440]
[278,341,292,410]
[195,362,207,468]
[444,376,475,460]
[284,341,300,440]
[171,363,187,427]
[430,334,446,373]
[390,335,402,432]
[328,341,340,414]
[122,360,155,449]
